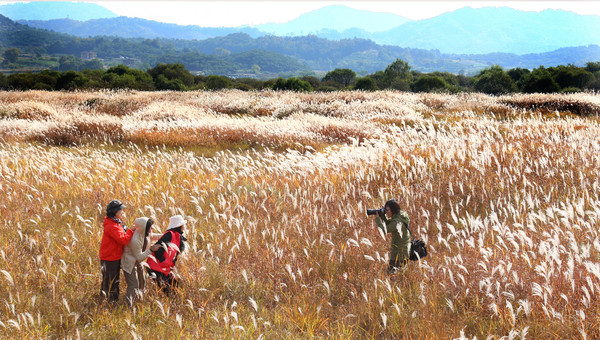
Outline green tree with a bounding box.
[272,77,313,92]
[148,63,194,89]
[82,59,104,71]
[105,65,131,76]
[235,78,266,90]
[2,48,19,64]
[34,70,59,90]
[430,71,459,87]
[369,71,388,90]
[507,68,530,87]
[322,68,356,87]
[413,75,448,92]
[56,71,90,90]
[586,79,600,91]
[585,62,600,74]
[0,73,8,90]
[154,75,187,91]
[300,76,321,90]
[550,65,594,90]
[521,66,560,93]
[103,65,154,90]
[58,55,83,72]
[205,75,231,90]
[272,78,287,91]
[102,73,137,89]
[82,69,105,89]
[381,59,413,90]
[473,65,517,95]
[8,73,36,90]
[457,74,471,88]
[385,59,411,78]
[354,77,378,91]
[232,82,253,91]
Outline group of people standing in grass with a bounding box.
[98,197,416,304]
[99,199,187,305]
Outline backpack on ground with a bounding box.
[406,225,428,261]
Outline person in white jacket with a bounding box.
[122,217,160,305]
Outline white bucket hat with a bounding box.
[167,215,187,230]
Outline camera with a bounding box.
[366,208,385,216]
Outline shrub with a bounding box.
[354,77,378,91]
[413,75,448,93]
[473,65,517,95]
[551,65,595,89]
[322,68,356,88]
[585,79,600,91]
[205,75,231,90]
[148,63,195,89]
[272,77,313,92]
[521,67,560,93]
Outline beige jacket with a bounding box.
[122,217,153,274]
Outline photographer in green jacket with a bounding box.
[374,199,411,274]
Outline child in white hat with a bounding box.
[146,215,188,294]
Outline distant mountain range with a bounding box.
[2,12,599,77]
[1,1,599,77]
[371,7,600,54]
[18,17,265,40]
[6,2,600,56]
[255,5,412,35]
[0,1,117,21]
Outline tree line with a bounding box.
[1,57,599,93]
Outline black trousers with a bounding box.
[147,269,179,295]
[101,260,121,301]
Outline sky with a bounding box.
[89,1,600,27]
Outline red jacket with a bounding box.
[147,231,181,275]
[99,216,134,261]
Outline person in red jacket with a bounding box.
[99,200,136,302]
[147,215,187,295]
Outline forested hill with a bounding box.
[18,17,265,40]
[14,5,600,56]
[0,14,72,48]
[0,15,309,76]
[2,14,600,76]
[134,33,600,74]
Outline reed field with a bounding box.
[1,89,600,339]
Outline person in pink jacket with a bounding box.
[147,215,187,295]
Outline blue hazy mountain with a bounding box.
[255,5,412,35]
[0,1,117,21]
[1,13,598,76]
[7,2,600,57]
[372,7,600,54]
[19,17,265,40]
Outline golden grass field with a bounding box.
[0,89,599,338]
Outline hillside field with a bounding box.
[0,90,599,338]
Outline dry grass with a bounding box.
[0,90,599,338]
